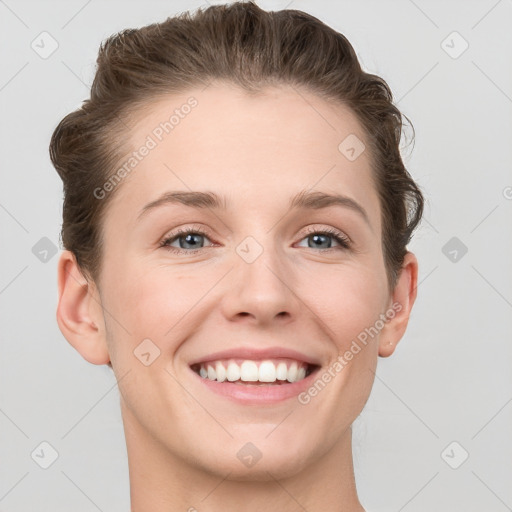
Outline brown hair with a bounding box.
[50,1,423,300]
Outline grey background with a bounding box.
[1,0,511,510]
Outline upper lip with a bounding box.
[188,346,322,367]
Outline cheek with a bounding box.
[309,264,388,345]
[119,269,196,339]
[102,261,222,366]
[309,267,384,405]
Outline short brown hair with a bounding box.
[50,0,423,294]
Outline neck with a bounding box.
[122,403,365,512]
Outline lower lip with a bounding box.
[189,366,320,405]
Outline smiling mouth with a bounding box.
[189,359,320,385]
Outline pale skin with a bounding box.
[56,82,418,512]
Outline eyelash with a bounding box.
[159,225,352,255]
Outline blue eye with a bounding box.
[298,227,351,250]
[159,226,351,255]
[160,227,212,254]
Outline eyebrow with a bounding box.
[137,189,371,228]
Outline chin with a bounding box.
[185,437,315,482]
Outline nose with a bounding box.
[220,238,299,327]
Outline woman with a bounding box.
[50,2,423,510]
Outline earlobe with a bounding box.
[378,251,418,357]
[56,250,111,365]
[379,340,395,358]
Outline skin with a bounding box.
[56,82,418,512]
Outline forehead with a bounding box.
[104,83,380,233]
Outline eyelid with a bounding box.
[160,223,213,240]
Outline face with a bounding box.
[83,83,407,479]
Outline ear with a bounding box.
[378,251,419,357]
[56,250,111,365]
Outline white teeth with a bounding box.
[241,361,259,381]
[215,361,227,382]
[276,362,288,380]
[258,361,276,382]
[196,359,310,384]
[226,362,240,381]
[286,361,297,382]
